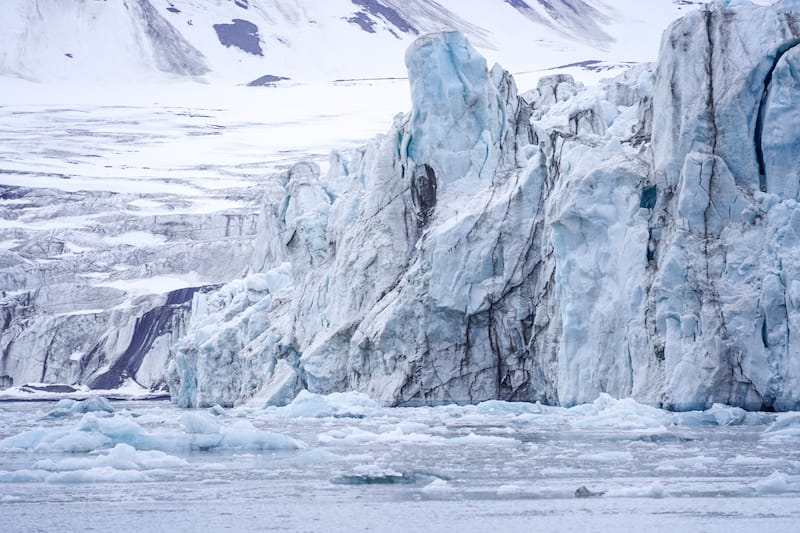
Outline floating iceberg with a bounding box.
[43,397,115,418]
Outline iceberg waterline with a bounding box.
[167,1,800,411]
[1,394,798,531]
[0,393,786,457]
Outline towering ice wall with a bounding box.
[649,0,800,410]
[169,1,800,411]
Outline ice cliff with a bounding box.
[169,1,800,411]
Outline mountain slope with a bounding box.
[0,0,208,82]
[1,0,722,84]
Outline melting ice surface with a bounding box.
[1,395,799,532]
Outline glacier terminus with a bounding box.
[166,1,800,412]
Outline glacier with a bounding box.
[168,1,800,411]
[0,179,261,393]
[1,0,701,400]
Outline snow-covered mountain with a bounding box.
[2,0,714,84]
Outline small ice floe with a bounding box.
[744,472,800,495]
[574,485,606,498]
[763,413,800,440]
[655,456,720,472]
[333,464,417,485]
[495,485,574,499]
[673,404,772,427]
[43,397,115,418]
[726,455,800,469]
[207,404,228,417]
[605,481,666,498]
[286,448,353,466]
[420,478,456,497]
[575,450,634,463]
[274,390,383,419]
[567,394,671,439]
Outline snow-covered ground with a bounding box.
[0,80,408,291]
[1,395,799,532]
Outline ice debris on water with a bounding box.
[34,443,188,472]
[333,464,417,485]
[763,413,800,440]
[575,486,606,498]
[744,472,800,495]
[604,482,665,498]
[0,411,303,454]
[271,390,383,419]
[420,478,456,497]
[0,443,188,484]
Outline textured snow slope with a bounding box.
[170,1,800,411]
[0,0,208,82]
[0,0,720,84]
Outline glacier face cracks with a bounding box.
[168,2,800,410]
[650,1,800,410]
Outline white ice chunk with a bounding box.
[0,411,303,454]
[575,451,634,463]
[421,478,456,497]
[275,391,383,419]
[745,472,800,495]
